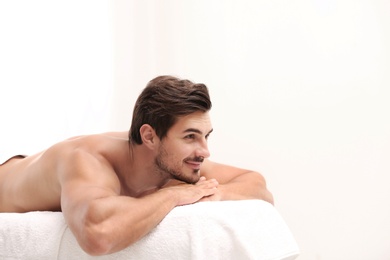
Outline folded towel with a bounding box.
[0,200,299,260]
[58,200,299,260]
[0,211,67,260]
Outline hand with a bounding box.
[161,177,219,206]
[198,188,222,202]
[197,177,222,201]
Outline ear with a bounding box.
[139,124,158,149]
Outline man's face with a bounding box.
[154,111,213,184]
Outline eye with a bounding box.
[184,134,196,140]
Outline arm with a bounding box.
[200,160,274,204]
[59,151,218,256]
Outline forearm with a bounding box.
[217,172,274,204]
[71,178,218,256]
[77,189,179,255]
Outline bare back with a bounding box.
[0,132,130,213]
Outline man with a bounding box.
[0,75,273,256]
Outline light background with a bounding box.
[1,1,389,259]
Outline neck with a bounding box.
[120,142,170,197]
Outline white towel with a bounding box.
[0,200,299,260]
[58,200,299,260]
[0,211,67,260]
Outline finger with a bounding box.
[195,176,207,185]
[197,187,217,198]
[197,178,218,188]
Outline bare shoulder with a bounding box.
[57,133,131,215]
[46,131,128,158]
[41,132,129,189]
[0,132,129,212]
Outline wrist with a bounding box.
[157,187,181,207]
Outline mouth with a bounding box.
[184,156,204,172]
[185,161,202,170]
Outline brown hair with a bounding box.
[129,75,212,144]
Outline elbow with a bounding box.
[257,181,274,205]
[77,204,116,256]
[78,221,113,256]
[80,231,112,256]
[264,189,274,205]
[254,172,275,205]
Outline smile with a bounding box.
[185,161,202,170]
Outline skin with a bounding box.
[0,111,273,256]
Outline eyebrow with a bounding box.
[183,128,213,136]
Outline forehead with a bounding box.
[169,111,212,134]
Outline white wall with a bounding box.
[0,0,113,156]
[111,1,390,259]
[1,1,389,259]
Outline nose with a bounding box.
[196,139,210,159]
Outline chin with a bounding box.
[189,170,201,183]
[174,170,200,184]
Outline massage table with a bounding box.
[0,200,299,260]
